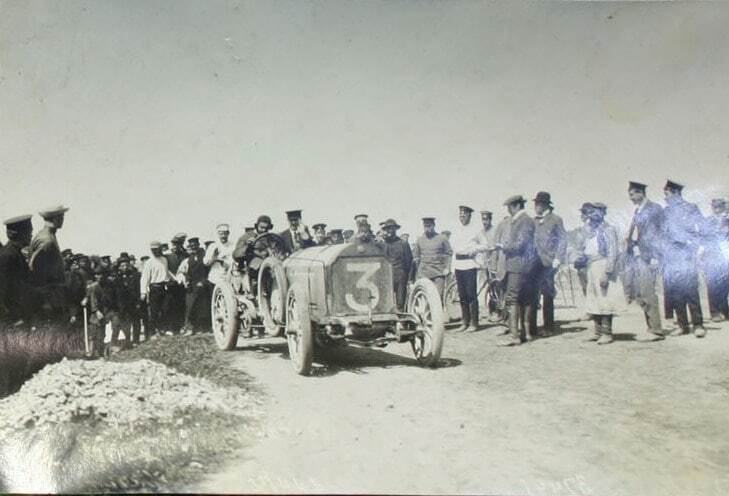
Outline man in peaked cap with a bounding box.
[0,215,41,325]
[662,180,707,337]
[312,223,327,246]
[176,236,210,334]
[701,198,729,322]
[496,195,539,346]
[165,233,189,334]
[30,205,70,323]
[624,181,666,341]
[378,219,413,311]
[450,205,484,332]
[327,229,344,245]
[412,217,453,299]
[280,210,314,253]
[475,209,500,320]
[531,191,567,336]
[353,213,375,243]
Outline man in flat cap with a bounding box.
[700,198,729,322]
[0,215,41,325]
[532,191,567,336]
[29,205,70,323]
[164,233,188,334]
[312,223,328,246]
[495,195,538,346]
[378,219,413,311]
[624,181,666,341]
[140,241,175,338]
[662,180,706,337]
[204,223,234,287]
[412,217,453,300]
[177,237,210,334]
[280,210,314,253]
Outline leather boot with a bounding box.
[584,316,600,342]
[597,315,614,345]
[542,294,554,336]
[523,303,537,341]
[498,304,521,346]
[466,301,479,332]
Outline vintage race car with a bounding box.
[210,234,445,375]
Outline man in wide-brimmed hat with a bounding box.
[531,191,567,336]
[379,219,413,311]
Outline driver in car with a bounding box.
[232,215,278,294]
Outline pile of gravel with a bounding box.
[0,358,251,431]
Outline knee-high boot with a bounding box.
[597,315,614,345]
[498,304,522,346]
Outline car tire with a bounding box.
[258,256,287,337]
[211,282,239,351]
[285,283,314,376]
[408,278,446,367]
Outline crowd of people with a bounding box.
[1,178,728,354]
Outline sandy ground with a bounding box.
[195,302,729,496]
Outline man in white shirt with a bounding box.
[139,241,174,337]
[204,223,234,286]
[451,205,483,332]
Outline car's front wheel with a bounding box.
[408,278,445,367]
[211,283,239,351]
[285,283,314,375]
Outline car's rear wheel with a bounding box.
[285,284,313,376]
[408,278,445,367]
[258,257,287,337]
[211,283,239,351]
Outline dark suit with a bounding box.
[280,228,315,254]
[533,211,567,331]
[502,211,538,340]
[625,200,664,331]
[663,197,704,330]
[380,236,413,311]
[0,241,40,324]
[164,248,188,333]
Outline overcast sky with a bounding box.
[1,0,728,256]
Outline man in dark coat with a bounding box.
[176,237,210,334]
[701,198,729,321]
[496,195,538,346]
[115,255,142,346]
[0,215,41,325]
[531,191,567,336]
[164,233,188,334]
[662,180,706,337]
[280,210,315,253]
[29,205,70,323]
[378,219,413,311]
[624,181,665,341]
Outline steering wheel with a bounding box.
[246,232,289,263]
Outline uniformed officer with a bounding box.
[662,180,706,337]
[701,198,729,321]
[0,215,40,325]
[412,217,453,299]
[532,191,567,336]
[495,195,538,346]
[29,205,70,322]
[624,181,665,341]
[379,219,413,311]
[280,210,315,253]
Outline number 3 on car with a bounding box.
[344,261,381,312]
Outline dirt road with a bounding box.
[196,307,729,495]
